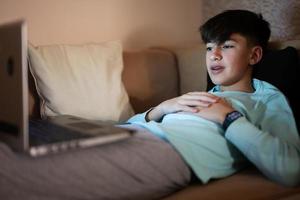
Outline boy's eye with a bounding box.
[206,47,213,51]
[222,45,234,49]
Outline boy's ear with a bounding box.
[249,46,263,65]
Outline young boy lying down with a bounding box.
[128,9,300,186]
[0,9,299,200]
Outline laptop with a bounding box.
[0,19,134,157]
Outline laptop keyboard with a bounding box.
[29,119,90,146]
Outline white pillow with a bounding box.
[28,41,134,122]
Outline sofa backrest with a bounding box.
[28,48,180,118]
[29,39,300,119]
[122,49,179,113]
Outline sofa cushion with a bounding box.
[122,49,179,113]
[172,44,207,94]
[164,167,300,200]
[28,41,134,122]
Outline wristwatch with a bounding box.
[222,111,243,131]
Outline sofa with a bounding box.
[26,40,300,199]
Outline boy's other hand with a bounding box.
[148,92,219,122]
[192,97,235,124]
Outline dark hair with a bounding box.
[199,10,271,51]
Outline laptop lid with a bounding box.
[0,20,29,152]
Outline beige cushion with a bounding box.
[269,39,300,50]
[123,49,179,113]
[269,39,300,59]
[28,41,134,122]
[172,43,207,94]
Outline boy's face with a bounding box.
[206,33,261,90]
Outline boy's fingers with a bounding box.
[178,105,198,113]
[178,99,215,107]
[182,92,219,102]
[187,91,217,97]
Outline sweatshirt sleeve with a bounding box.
[225,94,300,187]
[127,109,152,123]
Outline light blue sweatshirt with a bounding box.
[127,79,300,186]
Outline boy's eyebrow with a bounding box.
[224,39,238,43]
[206,39,237,46]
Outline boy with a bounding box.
[128,10,300,186]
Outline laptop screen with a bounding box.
[0,19,29,151]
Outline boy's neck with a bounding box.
[220,79,254,93]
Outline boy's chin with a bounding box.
[210,79,221,85]
[210,77,230,86]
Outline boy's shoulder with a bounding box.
[253,79,279,93]
[209,79,280,94]
[253,79,288,102]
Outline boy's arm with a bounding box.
[127,92,219,123]
[127,110,149,123]
[224,96,300,187]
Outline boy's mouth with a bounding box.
[210,65,225,75]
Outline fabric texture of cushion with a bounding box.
[171,44,207,94]
[122,49,179,113]
[28,41,134,122]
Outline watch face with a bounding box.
[228,111,243,120]
[223,111,243,130]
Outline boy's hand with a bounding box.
[147,92,219,122]
[191,97,235,124]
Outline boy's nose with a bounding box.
[210,49,222,61]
